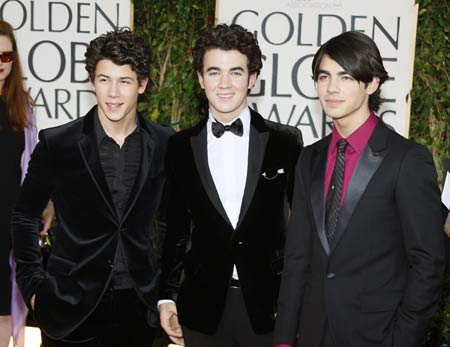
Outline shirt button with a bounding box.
[327,273,335,279]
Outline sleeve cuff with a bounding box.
[157,299,176,312]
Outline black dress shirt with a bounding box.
[94,114,142,289]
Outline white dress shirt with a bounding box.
[207,107,250,279]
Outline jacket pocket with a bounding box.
[360,291,403,312]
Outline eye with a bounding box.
[121,80,131,85]
[341,75,354,81]
[231,71,243,76]
[317,74,328,81]
[207,71,219,76]
[99,78,109,83]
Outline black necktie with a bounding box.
[211,118,243,138]
[325,139,348,246]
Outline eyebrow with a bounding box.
[317,70,350,76]
[205,66,245,72]
[96,74,135,80]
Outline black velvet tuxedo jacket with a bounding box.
[160,109,303,335]
[274,120,445,347]
[12,106,172,339]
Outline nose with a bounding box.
[327,77,339,94]
[108,81,120,97]
[218,73,231,88]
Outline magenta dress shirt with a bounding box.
[324,113,378,205]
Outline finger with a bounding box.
[162,323,183,338]
[168,335,184,346]
[40,218,52,234]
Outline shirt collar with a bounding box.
[329,112,378,154]
[94,110,140,145]
[207,107,251,138]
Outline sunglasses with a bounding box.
[0,51,13,63]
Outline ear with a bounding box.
[248,72,257,89]
[138,77,149,94]
[366,76,380,96]
[91,78,96,93]
[197,71,205,89]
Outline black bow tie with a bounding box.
[211,118,243,138]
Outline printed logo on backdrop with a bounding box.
[287,0,343,10]
[217,0,418,145]
[0,0,131,130]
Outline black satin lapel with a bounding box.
[236,125,269,228]
[78,134,117,219]
[191,126,232,227]
[330,144,387,255]
[121,130,155,223]
[311,146,329,255]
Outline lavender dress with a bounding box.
[9,106,37,346]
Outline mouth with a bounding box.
[325,99,344,106]
[217,93,234,100]
[106,102,123,111]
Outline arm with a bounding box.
[11,132,55,309]
[39,200,54,241]
[444,211,450,238]
[274,151,313,345]
[158,138,191,343]
[393,144,445,346]
[272,128,304,277]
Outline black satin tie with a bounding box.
[211,118,243,138]
[325,139,348,247]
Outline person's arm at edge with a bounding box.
[158,136,191,346]
[11,131,55,310]
[393,144,445,346]
[273,150,313,346]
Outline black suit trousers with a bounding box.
[182,286,273,347]
[41,288,155,347]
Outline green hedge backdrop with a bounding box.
[133,0,449,345]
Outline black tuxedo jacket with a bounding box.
[160,108,303,334]
[274,120,445,347]
[12,106,173,339]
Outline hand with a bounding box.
[30,294,36,310]
[160,302,184,346]
[445,212,450,238]
[39,201,54,242]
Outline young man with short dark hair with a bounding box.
[159,24,303,347]
[274,31,445,347]
[12,28,172,347]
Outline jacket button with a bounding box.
[238,241,244,245]
[107,260,113,269]
[327,273,335,279]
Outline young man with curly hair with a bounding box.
[273,31,444,347]
[158,24,303,347]
[12,28,173,346]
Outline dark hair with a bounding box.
[312,31,389,112]
[193,24,262,76]
[85,27,150,85]
[0,20,32,133]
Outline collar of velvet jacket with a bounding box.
[77,105,157,223]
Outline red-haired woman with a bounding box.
[0,20,53,347]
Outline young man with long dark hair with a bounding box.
[273,31,445,347]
